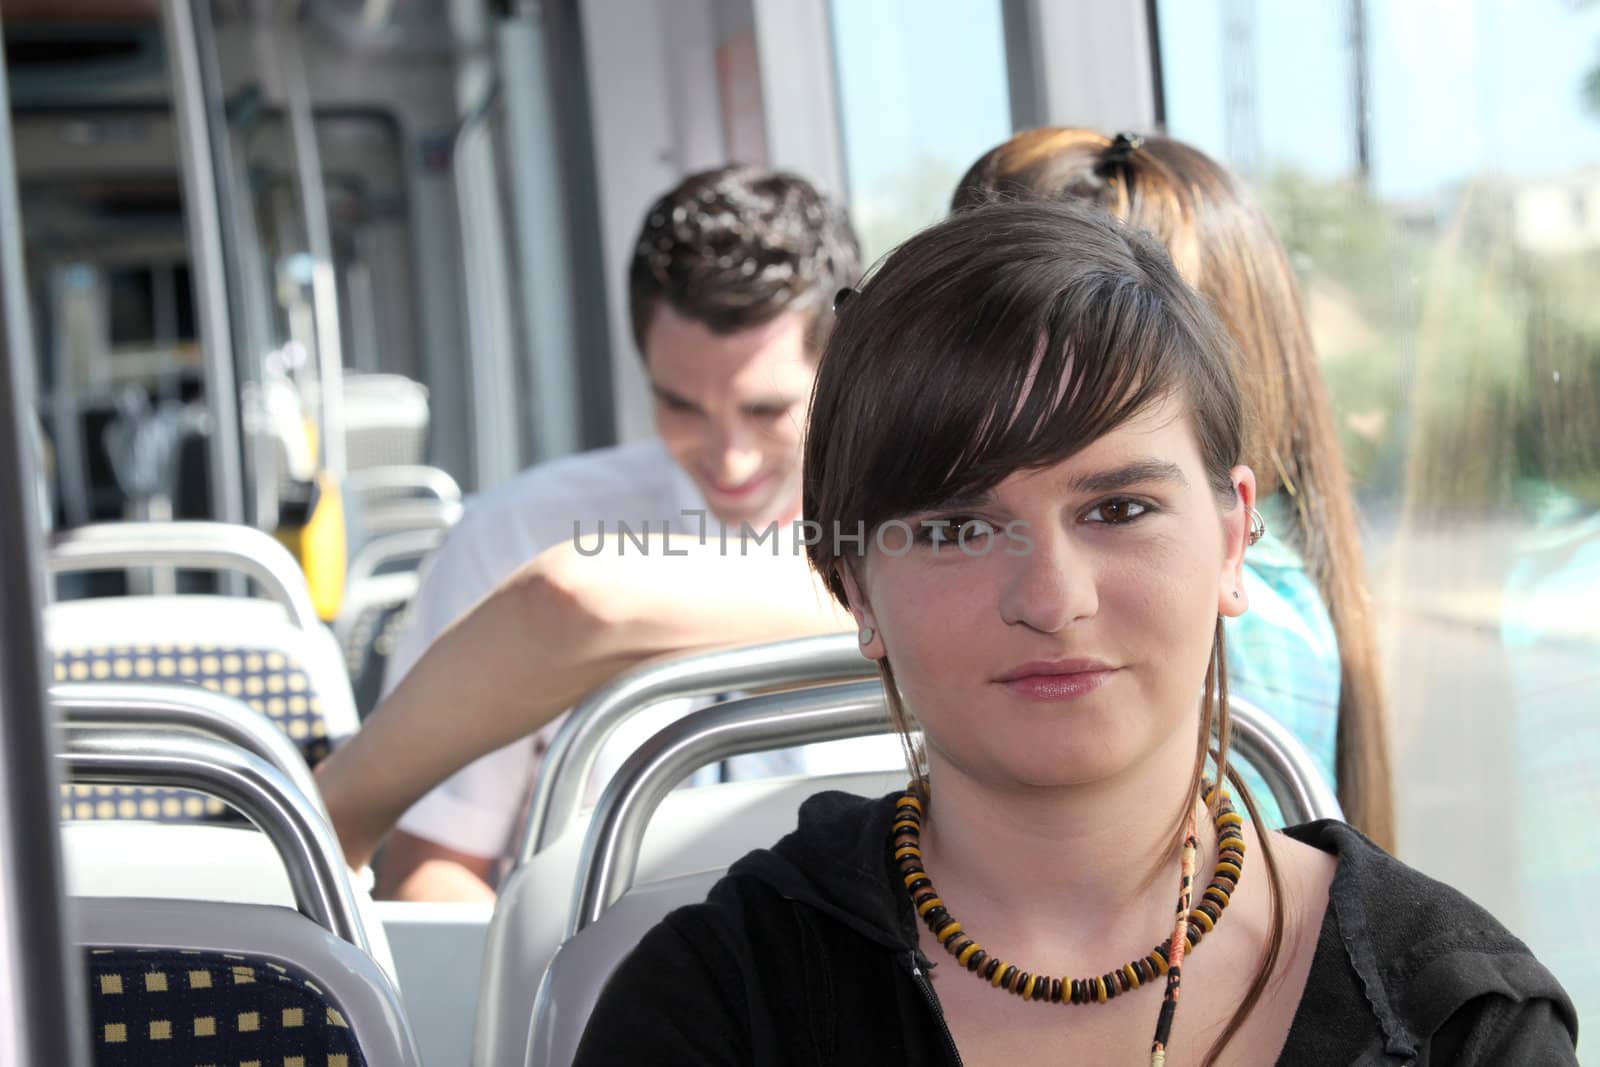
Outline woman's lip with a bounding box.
[993,659,1115,683]
[999,669,1116,702]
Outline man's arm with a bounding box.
[374,830,498,903]
[318,535,855,872]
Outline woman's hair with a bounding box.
[803,199,1282,1064]
[627,165,862,357]
[951,128,1393,849]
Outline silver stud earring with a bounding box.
[1233,590,1241,600]
[858,626,875,645]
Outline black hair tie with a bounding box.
[1096,132,1145,180]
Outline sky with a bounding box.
[830,0,1600,225]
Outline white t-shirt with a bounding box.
[382,438,890,862]
[383,439,730,858]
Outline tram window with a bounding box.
[106,264,196,347]
[315,111,418,381]
[828,0,1012,261]
[1157,0,1600,1038]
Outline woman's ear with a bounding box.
[1218,466,1257,618]
[837,563,887,660]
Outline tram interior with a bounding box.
[0,0,1596,1063]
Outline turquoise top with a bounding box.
[1222,493,1342,826]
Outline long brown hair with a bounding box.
[803,200,1282,1065]
[952,128,1394,849]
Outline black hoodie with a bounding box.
[573,791,1577,1065]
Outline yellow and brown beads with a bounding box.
[891,781,1245,1006]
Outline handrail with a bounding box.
[50,683,326,821]
[59,726,368,953]
[571,680,887,934]
[345,465,462,505]
[522,633,874,860]
[1228,696,1344,825]
[570,686,1345,935]
[357,499,462,536]
[48,522,320,633]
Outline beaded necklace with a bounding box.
[892,781,1244,1066]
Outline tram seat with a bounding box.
[337,526,446,715]
[337,373,432,472]
[47,522,359,823]
[81,904,413,1067]
[345,464,462,512]
[517,685,1345,1067]
[63,726,421,1066]
[473,637,883,1067]
[337,574,417,718]
[343,469,460,562]
[529,870,717,1067]
[479,769,901,1067]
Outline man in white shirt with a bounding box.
[375,167,861,901]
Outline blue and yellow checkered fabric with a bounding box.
[86,946,367,1066]
[56,643,331,824]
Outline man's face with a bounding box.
[645,303,815,529]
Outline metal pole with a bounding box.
[0,16,91,1062]
[191,0,273,529]
[498,0,583,462]
[161,0,247,526]
[1350,0,1371,184]
[271,8,348,479]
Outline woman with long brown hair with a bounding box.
[952,129,1393,848]
[568,199,1572,1065]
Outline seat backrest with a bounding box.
[526,871,719,1067]
[49,521,323,630]
[475,769,902,1067]
[48,594,358,824]
[53,681,329,818]
[520,634,877,860]
[80,897,419,1067]
[335,576,418,718]
[344,465,461,509]
[335,373,430,471]
[345,527,445,589]
[60,721,399,985]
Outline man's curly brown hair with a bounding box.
[627,166,861,358]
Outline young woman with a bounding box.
[570,201,1575,1064]
[952,128,1392,847]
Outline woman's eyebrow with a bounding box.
[1067,460,1189,494]
[920,491,993,512]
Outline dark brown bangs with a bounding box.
[805,200,1239,597]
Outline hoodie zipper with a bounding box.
[909,951,965,1066]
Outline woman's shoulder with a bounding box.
[1284,819,1528,948]
[1281,820,1578,1059]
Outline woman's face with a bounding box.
[846,396,1254,791]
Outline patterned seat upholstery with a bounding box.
[75,897,419,1067]
[339,588,413,719]
[49,596,358,825]
[86,946,367,1066]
